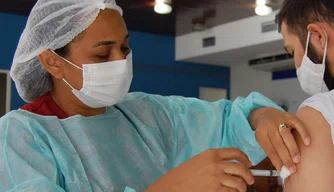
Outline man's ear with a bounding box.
[38,50,65,79]
[307,24,328,55]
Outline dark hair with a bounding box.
[275,0,334,47]
[54,45,70,57]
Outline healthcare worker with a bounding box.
[275,0,334,191]
[0,0,311,191]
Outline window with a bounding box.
[0,70,11,117]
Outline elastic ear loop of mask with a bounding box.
[305,31,311,56]
[50,50,82,90]
[322,30,328,65]
[305,30,328,64]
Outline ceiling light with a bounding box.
[154,3,172,14]
[256,0,267,6]
[155,0,165,4]
[255,5,273,16]
[155,0,172,4]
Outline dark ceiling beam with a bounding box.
[0,0,218,36]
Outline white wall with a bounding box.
[176,10,282,64]
[272,78,310,114]
[230,63,273,100]
[199,87,227,101]
[230,63,309,114]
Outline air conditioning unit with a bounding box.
[248,53,294,72]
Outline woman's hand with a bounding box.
[250,108,311,173]
[146,148,254,192]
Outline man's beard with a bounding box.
[324,64,334,90]
[308,44,334,90]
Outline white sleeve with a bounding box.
[299,92,334,144]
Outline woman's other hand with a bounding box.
[250,108,311,173]
[146,148,254,192]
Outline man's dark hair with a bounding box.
[275,0,334,47]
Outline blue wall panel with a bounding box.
[272,69,297,80]
[0,13,27,110]
[1,13,230,110]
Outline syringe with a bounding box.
[250,169,280,177]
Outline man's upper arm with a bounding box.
[284,106,334,192]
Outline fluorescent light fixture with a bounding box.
[256,0,267,6]
[255,5,273,16]
[154,2,172,14]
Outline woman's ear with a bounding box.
[307,24,328,55]
[38,50,64,79]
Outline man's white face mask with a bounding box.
[52,50,133,108]
[297,30,329,95]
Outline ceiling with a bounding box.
[184,40,285,66]
[1,0,216,36]
[1,0,284,36]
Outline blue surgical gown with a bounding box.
[0,92,281,192]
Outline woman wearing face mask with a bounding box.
[0,0,311,191]
[275,0,334,191]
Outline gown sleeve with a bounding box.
[0,112,66,192]
[134,92,283,166]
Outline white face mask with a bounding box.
[297,31,329,95]
[53,51,133,108]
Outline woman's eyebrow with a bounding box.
[92,34,129,48]
[92,41,117,48]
